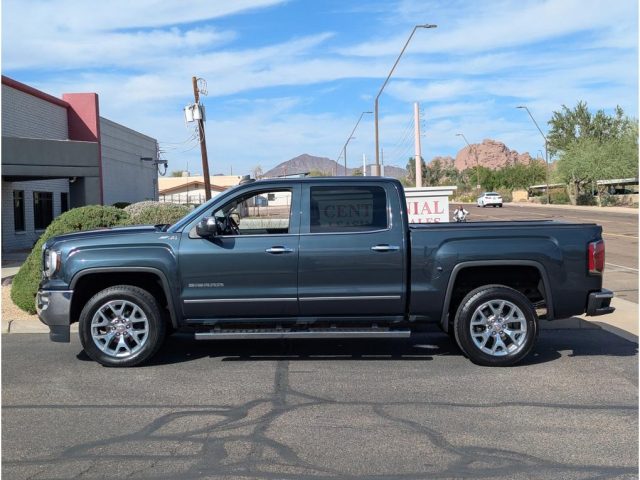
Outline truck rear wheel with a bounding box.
[79,285,166,367]
[454,285,538,366]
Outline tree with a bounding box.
[252,165,263,179]
[405,157,426,186]
[171,170,185,177]
[556,128,638,203]
[547,101,633,156]
[351,168,363,176]
[308,169,328,177]
[549,102,638,203]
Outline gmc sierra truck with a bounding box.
[36,177,614,367]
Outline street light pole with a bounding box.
[374,24,437,176]
[517,106,550,204]
[339,111,372,175]
[456,133,480,191]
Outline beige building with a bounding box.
[158,175,241,204]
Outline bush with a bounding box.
[549,189,570,205]
[453,193,477,203]
[11,206,130,314]
[496,189,512,203]
[576,193,597,206]
[124,201,190,226]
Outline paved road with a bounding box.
[3,332,637,479]
[464,204,638,303]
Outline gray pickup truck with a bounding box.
[37,177,613,367]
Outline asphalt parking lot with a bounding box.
[466,203,639,303]
[2,329,637,480]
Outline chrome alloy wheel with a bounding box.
[469,299,528,356]
[90,300,149,358]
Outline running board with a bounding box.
[194,329,411,340]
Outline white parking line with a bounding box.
[606,263,639,272]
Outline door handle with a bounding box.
[265,246,294,254]
[371,244,400,252]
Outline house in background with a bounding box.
[158,175,241,205]
[1,76,160,252]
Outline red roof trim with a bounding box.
[2,75,70,108]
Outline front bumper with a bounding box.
[586,289,615,316]
[36,289,73,342]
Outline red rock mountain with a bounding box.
[453,139,533,171]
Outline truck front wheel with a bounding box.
[453,285,538,366]
[79,285,166,367]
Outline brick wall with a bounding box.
[1,84,68,140]
[2,179,69,252]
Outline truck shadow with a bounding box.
[81,325,635,367]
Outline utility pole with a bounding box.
[381,148,385,177]
[414,102,423,188]
[362,153,367,176]
[517,105,550,204]
[192,76,212,201]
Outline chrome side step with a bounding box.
[194,329,411,340]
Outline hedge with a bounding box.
[11,206,130,314]
[124,201,190,226]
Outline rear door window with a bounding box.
[309,186,388,233]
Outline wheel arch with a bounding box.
[440,260,553,332]
[70,267,179,328]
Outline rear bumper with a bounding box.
[36,289,73,342]
[586,289,615,316]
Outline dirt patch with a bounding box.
[2,284,38,322]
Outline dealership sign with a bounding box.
[404,186,457,223]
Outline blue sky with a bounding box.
[2,0,638,175]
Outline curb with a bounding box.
[506,202,638,215]
[4,319,78,335]
[581,297,638,343]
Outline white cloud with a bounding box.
[2,0,636,175]
[2,0,285,69]
[342,0,636,56]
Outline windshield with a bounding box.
[167,182,249,233]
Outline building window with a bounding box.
[61,192,69,213]
[33,192,53,230]
[13,190,25,232]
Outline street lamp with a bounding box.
[517,105,550,204]
[455,133,480,191]
[339,111,372,175]
[374,24,437,176]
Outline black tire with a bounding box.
[498,204,503,208]
[79,285,166,367]
[453,285,538,367]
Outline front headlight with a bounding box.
[43,249,61,278]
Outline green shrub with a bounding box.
[112,201,131,209]
[11,206,130,314]
[576,193,597,206]
[124,201,190,226]
[497,189,512,203]
[549,189,570,204]
[453,193,477,203]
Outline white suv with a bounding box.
[477,192,503,208]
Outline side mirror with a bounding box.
[196,217,218,238]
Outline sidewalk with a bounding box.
[1,249,29,281]
[507,202,638,215]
